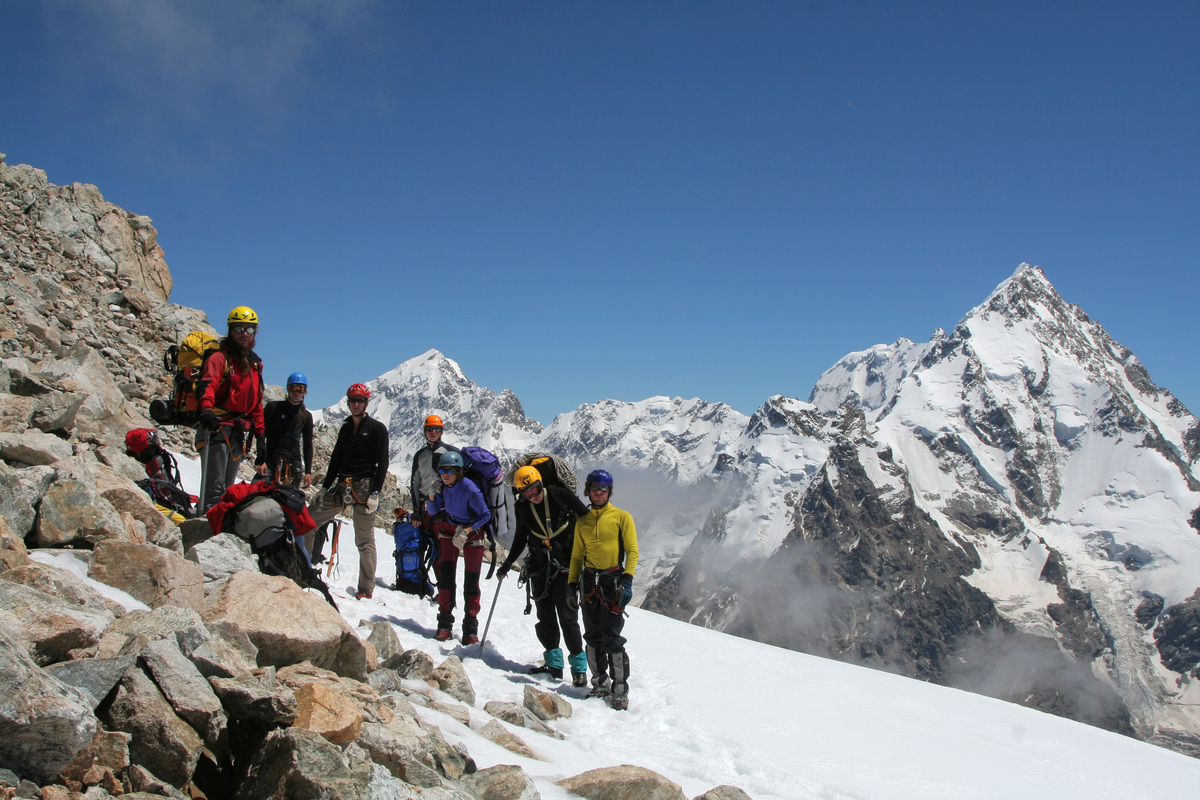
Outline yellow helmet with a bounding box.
[514,466,542,492]
[227,306,259,326]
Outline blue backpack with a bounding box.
[392,518,435,597]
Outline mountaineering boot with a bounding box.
[461,633,479,645]
[434,628,452,642]
[530,648,564,680]
[609,650,630,711]
[585,645,611,697]
[568,650,588,687]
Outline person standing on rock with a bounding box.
[256,371,313,489]
[568,469,639,710]
[307,383,389,600]
[426,450,491,644]
[409,414,461,526]
[498,465,590,686]
[196,306,265,512]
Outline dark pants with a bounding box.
[436,534,485,633]
[198,425,245,512]
[530,562,583,655]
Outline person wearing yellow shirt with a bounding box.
[567,469,638,711]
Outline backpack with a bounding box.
[125,428,196,519]
[461,445,508,539]
[392,517,435,597]
[509,452,578,492]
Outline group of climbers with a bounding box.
[182,304,639,709]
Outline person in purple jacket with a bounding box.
[426,450,491,643]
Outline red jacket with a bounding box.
[199,347,265,435]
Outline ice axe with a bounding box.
[475,572,505,658]
[195,422,211,514]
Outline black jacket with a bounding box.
[261,400,314,471]
[323,413,389,494]
[507,485,589,572]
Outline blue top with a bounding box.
[427,477,491,529]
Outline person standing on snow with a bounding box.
[426,451,491,644]
[568,469,639,710]
[196,306,265,512]
[308,383,389,600]
[257,372,314,488]
[409,414,461,526]
[498,465,590,686]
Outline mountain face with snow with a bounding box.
[325,265,1200,753]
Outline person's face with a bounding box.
[348,396,368,417]
[588,484,611,507]
[438,466,460,486]
[521,483,545,504]
[286,383,306,405]
[425,425,443,444]
[230,324,257,345]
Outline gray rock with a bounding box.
[361,619,405,666]
[186,533,256,592]
[0,625,99,784]
[102,666,203,788]
[357,709,471,786]
[0,392,33,432]
[232,727,372,800]
[88,540,205,612]
[393,648,435,681]
[0,582,116,665]
[0,428,73,466]
[556,765,687,800]
[523,683,573,721]
[692,786,754,800]
[94,605,207,659]
[208,673,297,725]
[44,654,137,708]
[140,637,227,752]
[431,655,475,706]
[0,462,54,536]
[461,764,541,800]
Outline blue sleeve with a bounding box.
[428,493,443,517]
[467,483,491,529]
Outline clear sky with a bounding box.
[3,1,1197,423]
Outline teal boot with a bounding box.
[531,647,564,680]
[568,651,588,687]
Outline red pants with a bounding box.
[435,533,485,634]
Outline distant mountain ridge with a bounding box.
[330,265,1200,753]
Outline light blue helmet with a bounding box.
[439,451,465,470]
[286,372,308,388]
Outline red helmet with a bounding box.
[346,383,371,400]
[124,428,157,458]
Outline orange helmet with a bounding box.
[346,383,371,400]
[424,414,444,428]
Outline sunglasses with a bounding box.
[348,397,368,405]
[425,426,443,433]
[438,467,460,475]
[288,385,307,392]
[589,485,612,493]
[230,325,257,335]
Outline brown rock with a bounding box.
[293,682,363,744]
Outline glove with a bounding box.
[197,409,217,430]
[452,525,469,551]
[619,574,633,608]
[496,561,513,580]
[566,584,580,612]
[366,491,380,513]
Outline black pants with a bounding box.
[580,569,627,655]
[530,564,583,655]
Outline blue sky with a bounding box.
[3,1,1197,424]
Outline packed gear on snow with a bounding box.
[392,513,436,597]
[124,428,196,520]
[508,452,578,492]
[206,481,338,608]
[148,330,221,427]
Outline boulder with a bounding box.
[93,605,207,660]
[432,655,475,705]
[58,730,133,785]
[692,787,754,800]
[29,391,86,434]
[186,532,256,593]
[293,682,362,744]
[393,648,435,681]
[183,620,259,680]
[203,571,369,680]
[88,540,205,612]
[0,428,73,466]
[44,654,137,708]
[231,727,372,800]
[140,637,227,752]
[357,705,472,786]
[476,719,539,760]
[102,666,203,788]
[92,465,181,551]
[482,701,563,740]
[208,673,297,726]
[556,765,687,800]
[33,342,129,424]
[523,683,573,721]
[0,513,28,571]
[0,581,116,665]
[2,560,125,617]
[0,392,33,432]
[462,764,541,800]
[34,461,130,547]
[0,462,55,536]
[361,619,405,667]
[0,626,98,784]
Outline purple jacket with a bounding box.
[427,477,491,529]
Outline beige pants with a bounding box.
[308,478,377,595]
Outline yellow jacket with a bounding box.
[568,502,638,584]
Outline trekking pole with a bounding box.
[195,423,211,514]
[325,520,341,579]
[476,572,505,659]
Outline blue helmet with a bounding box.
[585,469,614,496]
[286,372,308,388]
[439,451,465,470]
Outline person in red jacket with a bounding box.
[196,306,265,512]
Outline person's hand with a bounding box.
[496,561,512,580]
[566,584,580,612]
[302,473,312,488]
[197,409,217,430]
[366,492,380,512]
[619,574,633,608]
[255,463,268,476]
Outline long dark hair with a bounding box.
[220,331,254,371]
